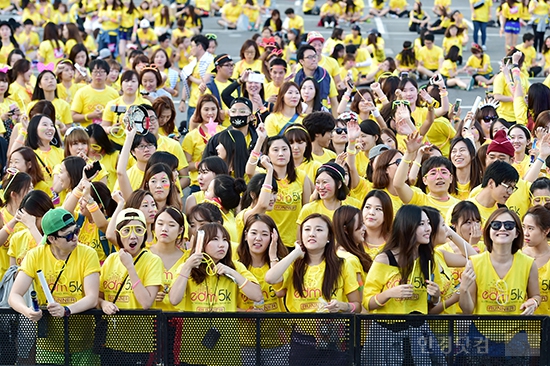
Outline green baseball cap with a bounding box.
[41,208,76,244]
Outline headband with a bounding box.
[284,125,308,134]
[319,164,345,182]
[228,130,235,143]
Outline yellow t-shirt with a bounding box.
[363,257,429,314]
[288,15,305,33]
[98,7,121,31]
[20,243,100,353]
[71,85,120,127]
[265,112,304,137]
[516,43,537,73]
[343,34,362,46]
[425,116,456,157]
[466,53,493,75]
[280,259,359,312]
[152,250,187,311]
[410,189,460,219]
[320,2,342,15]
[102,95,151,146]
[182,124,225,185]
[27,98,72,126]
[296,158,321,186]
[8,229,38,266]
[471,250,533,315]
[534,256,550,315]
[312,148,337,164]
[15,31,40,52]
[418,45,444,71]
[297,196,362,224]
[232,59,263,79]
[113,164,144,192]
[157,134,189,171]
[471,0,493,22]
[0,42,15,65]
[136,28,157,47]
[221,2,242,23]
[493,71,530,122]
[9,82,33,111]
[267,169,307,247]
[100,249,163,352]
[77,216,114,263]
[57,82,83,105]
[500,2,521,21]
[389,0,407,8]
[38,40,65,65]
[98,150,120,192]
[34,146,64,187]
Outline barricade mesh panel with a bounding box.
[358,315,546,366]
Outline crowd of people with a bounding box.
[0,0,547,364]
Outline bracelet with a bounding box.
[270,258,279,262]
[342,94,350,101]
[261,187,272,194]
[348,302,356,313]
[178,273,189,279]
[372,109,381,118]
[413,160,422,167]
[84,114,90,122]
[373,294,386,307]
[379,95,388,102]
[439,91,448,97]
[262,183,273,190]
[239,279,249,289]
[537,157,545,164]
[251,150,261,158]
[3,225,13,235]
[72,187,84,199]
[530,297,540,308]
[131,279,142,289]
[402,159,412,164]
[346,148,356,155]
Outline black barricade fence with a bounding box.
[0,309,548,366]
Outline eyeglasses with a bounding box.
[117,225,146,238]
[500,182,518,194]
[222,63,235,68]
[135,143,155,151]
[489,220,516,231]
[391,100,410,108]
[333,127,347,135]
[2,167,19,193]
[483,115,498,123]
[424,167,451,180]
[387,158,401,167]
[92,69,107,76]
[303,54,318,60]
[205,33,217,40]
[90,143,102,152]
[56,226,80,241]
[532,195,550,205]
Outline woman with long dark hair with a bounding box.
[38,22,64,65]
[449,137,483,200]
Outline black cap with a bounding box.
[230,97,253,113]
[211,53,233,73]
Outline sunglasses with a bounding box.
[2,167,19,193]
[334,127,347,135]
[387,158,401,167]
[392,100,410,108]
[483,115,498,123]
[489,220,516,231]
[56,226,80,241]
[118,225,146,238]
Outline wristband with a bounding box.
[251,150,261,158]
[342,94,350,101]
[402,159,412,164]
[72,187,84,199]
[439,91,448,97]
[372,109,381,118]
[413,160,422,167]
[19,129,27,137]
[239,279,249,289]
[348,302,356,313]
[262,184,273,190]
[84,114,90,122]
[537,157,545,164]
[373,294,386,307]
[132,279,142,289]
[379,95,388,101]
[3,225,13,235]
[261,187,272,194]
[87,202,100,213]
[270,258,279,262]
[346,148,356,155]
[64,306,71,317]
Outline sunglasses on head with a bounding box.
[489,220,516,231]
[334,127,347,135]
[205,33,217,40]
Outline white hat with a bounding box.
[98,48,112,59]
[140,19,150,29]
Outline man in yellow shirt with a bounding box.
[16,19,39,60]
[71,59,119,127]
[179,35,214,125]
[283,8,305,33]
[205,53,237,121]
[417,33,444,78]
[264,58,288,102]
[515,33,542,77]
[136,19,156,50]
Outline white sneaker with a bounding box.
[294,0,301,5]
[324,21,329,28]
[329,21,335,28]
[482,45,487,51]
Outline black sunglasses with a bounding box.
[483,115,498,123]
[55,226,80,241]
[334,127,347,135]
[387,158,402,167]
[489,220,516,231]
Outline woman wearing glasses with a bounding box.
[102,70,151,148]
[9,208,101,365]
[473,102,498,140]
[459,207,540,360]
[99,208,163,365]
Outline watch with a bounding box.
[63,306,71,317]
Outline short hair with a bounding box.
[303,111,335,140]
[297,44,316,62]
[89,58,110,73]
[483,207,523,254]
[481,160,519,187]
[191,35,209,51]
[270,57,288,70]
[523,33,535,42]
[421,156,453,176]
[424,33,435,42]
[531,177,550,194]
[285,8,295,14]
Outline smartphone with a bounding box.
[85,161,102,179]
[503,56,512,65]
[453,99,462,113]
[74,63,88,78]
[110,105,127,114]
[248,73,265,83]
[347,71,354,89]
[8,103,17,115]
